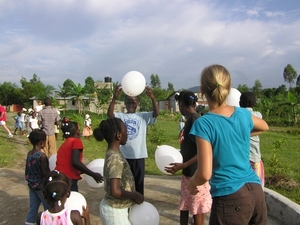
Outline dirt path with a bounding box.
[0,124,193,224]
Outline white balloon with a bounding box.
[226,88,241,107]
[84,158,105,188]
[155,145,183,175]
[121,71,146,96]
[129,202,160,225]
[64,191,87,216]
[49,154,57,171]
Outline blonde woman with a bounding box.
[188,64,269,225]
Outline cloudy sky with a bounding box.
[0,0,300,91]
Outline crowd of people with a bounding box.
[1,64,269,225]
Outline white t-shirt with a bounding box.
[114,112,157,159]
[35,105,43,113]
[29,116,39,129]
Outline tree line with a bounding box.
[1,64,300,124]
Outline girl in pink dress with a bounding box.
[37,170,90,225]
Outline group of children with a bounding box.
[14,108,38,136]
[24,65,267,225]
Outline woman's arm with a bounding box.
[251,115,269,136]
[188,137,212,193]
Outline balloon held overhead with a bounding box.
[121,71,146,96]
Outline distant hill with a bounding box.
[186,86,200,92]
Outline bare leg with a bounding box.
[194,213,206,225]
[2,124,12,135]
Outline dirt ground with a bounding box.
[0,132,206,225]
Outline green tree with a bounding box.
[296,74,300,86]
[237,84,249,93]
[0,82,24,105]
[84,76,96,94]
[167,82,174,92]
[275,85,287,96]
[283,64,298,89]
[95,85,113,118]
[69,81,86,114]
[252,79,263,98]
[57,85,72,114]
[150,74,161,88]
[62,79,75,91]
[20,74,54,105]
[279,91,300,124]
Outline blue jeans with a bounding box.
[25,188,49,223]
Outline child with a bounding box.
[26,109,34,136]
[107,84,159,195]
[55,117,103,192]
[93,118,144,224]
[29,112,39,131]
[166,91,212,225]
[20,108,27,135]
[25,129,50,225]
[82,114,93,140]
[187,64,269,225]
[37,170,90,225]
[240,91,265,187]
[13,112,22,135]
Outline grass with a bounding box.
[1,112,300,204]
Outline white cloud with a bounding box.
[0,0,300,91]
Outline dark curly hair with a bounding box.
[93,118,124,143]
[28,129,46,146]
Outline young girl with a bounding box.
[166,91,212,225]
[13,111,22,135]
[240,92,265,187]
[82,114,93,140]
[55,117,103,192]
[37,170,90,225]
[187,64,269,225]
[25,129,50,225]
[93,118,144,224]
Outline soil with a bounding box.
[0,132,201,225]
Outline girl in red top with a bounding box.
[55,117,103,191]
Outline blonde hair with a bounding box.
[200,64,231,106]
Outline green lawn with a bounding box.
[1,112,299,204]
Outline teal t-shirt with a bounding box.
[189,107,260,198]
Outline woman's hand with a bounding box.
[187,177,199,195]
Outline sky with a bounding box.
[0,0,300,91]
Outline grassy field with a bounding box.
[1,111,299,204]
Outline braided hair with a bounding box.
[43,170,70,207]
[93,118,124,143]
[61,117,79,138]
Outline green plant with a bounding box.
[148,124,167,145]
